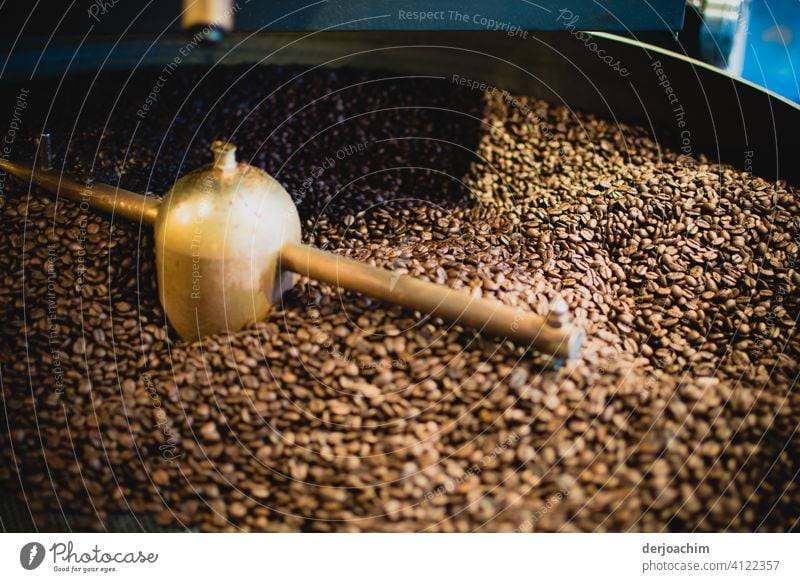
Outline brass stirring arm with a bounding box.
[279,242,583,359]
[1,142,583,359]
[0,154,160,225]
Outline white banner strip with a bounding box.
[1,533,797,581]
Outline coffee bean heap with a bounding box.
[0,65,797,532]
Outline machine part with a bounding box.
[0,141,584,358]
[3,32,797,184]
[278,243,584,358]
[221,0,686,33]
[0,0,686,37]
[0,158,160,223]
[181,0,234,44]
[154,141,301,341]
[35,133,52,171]
[691,0,750,74]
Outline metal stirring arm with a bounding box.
[0,157,160,225]
[1,146,583,359]
[279,241,583,359]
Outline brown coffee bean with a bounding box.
[1,64,796,535]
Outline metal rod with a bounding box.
[2,152,584,359]
[0,158,160,224]
[279,240,584,359]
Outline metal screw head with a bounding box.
[547,294,569,328]
[548,295,568,315]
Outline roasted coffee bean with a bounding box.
[0,65,797,533]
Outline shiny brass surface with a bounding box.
[0,158,160,224]
[181,0,234,32]
[280,241,584,359]
[154,141,301,341]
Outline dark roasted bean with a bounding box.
[0,65,797,533]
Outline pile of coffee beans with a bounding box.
[0,64,797,532]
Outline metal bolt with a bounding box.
[36,133,52,171]
[211,140,236,174]
[547,295,569,329]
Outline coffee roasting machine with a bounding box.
[2,0,799,354]
[2,0,800,536]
